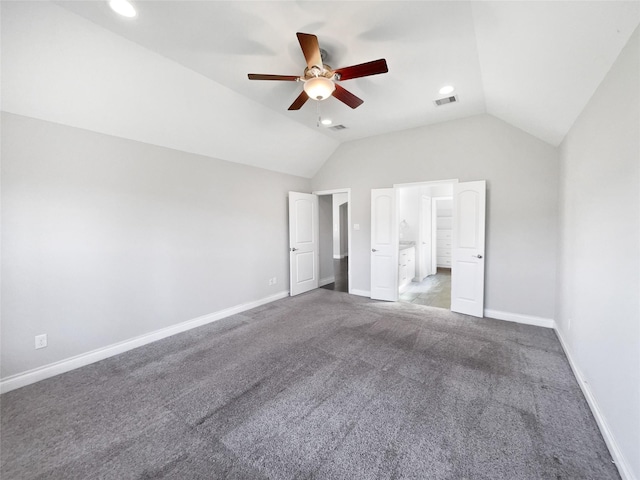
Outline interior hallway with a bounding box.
[320,258,348,293]
[399,268,451,309]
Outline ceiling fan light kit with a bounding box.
[303,76,335,101]
[248,32,388,112]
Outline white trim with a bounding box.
[555,328,634,480]
[351,289,371,298]
[0,291,289,394]
[483,309,555,329]
[393,178,459,188]
[333,254,346,259]
[319,276,335,287]
[312,188,351,196]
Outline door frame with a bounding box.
[312,188,352,295]
[393,179,458,309]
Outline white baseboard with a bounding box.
[0,290,290,394]
[483,309,555,329]
[554,328,634,480]
[319,276,335,287]
[351,289,371,298]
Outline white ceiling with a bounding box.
[55,0,640,146]
[4,1,640,177]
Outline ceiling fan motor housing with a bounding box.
[303,65,335,80]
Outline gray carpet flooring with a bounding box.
[1,290,618,479]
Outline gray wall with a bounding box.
[1,113,310,378]
[557,27,639,479]
[312,114,560,319]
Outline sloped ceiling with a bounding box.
[3,1,639,178]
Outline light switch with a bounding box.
[353,224,360,230]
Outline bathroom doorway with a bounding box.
[397,183,453,309]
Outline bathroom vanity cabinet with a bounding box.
[399,245,415,292]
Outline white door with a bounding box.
[289,192,319,296]
[418,195,432,280]
[451,181,486,317]
[370,188,398,301]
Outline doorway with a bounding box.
[397,184,454,309]
[315,189,350,294]
[370,180,486,317]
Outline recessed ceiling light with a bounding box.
[439,85,455,95]
[321,119,332,126]
[109,0,137,18]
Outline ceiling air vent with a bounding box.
[329,124,347,131]
[434,95,458,106]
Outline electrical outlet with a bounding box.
[267,278,273,286]
[272,277,277,285]
[35,334,47,349]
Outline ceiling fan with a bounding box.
[248,32,388,111]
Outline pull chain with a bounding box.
[316,101,321,127]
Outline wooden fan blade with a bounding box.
[332,84,364,109]
[334,59,388,81]
[288,91,309,110]
[248,74,299,81]
[296,32,322,70]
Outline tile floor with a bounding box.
[399,267,451,309]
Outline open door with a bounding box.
[370,188,398,301]
[418,194,432,280]
[451,181,486,317]
[289,192,319,296]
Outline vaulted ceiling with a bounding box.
[3,1,639,177]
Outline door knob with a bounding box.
[475,254,483,259]
[372,248,378,252]
[290,247,298,252]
